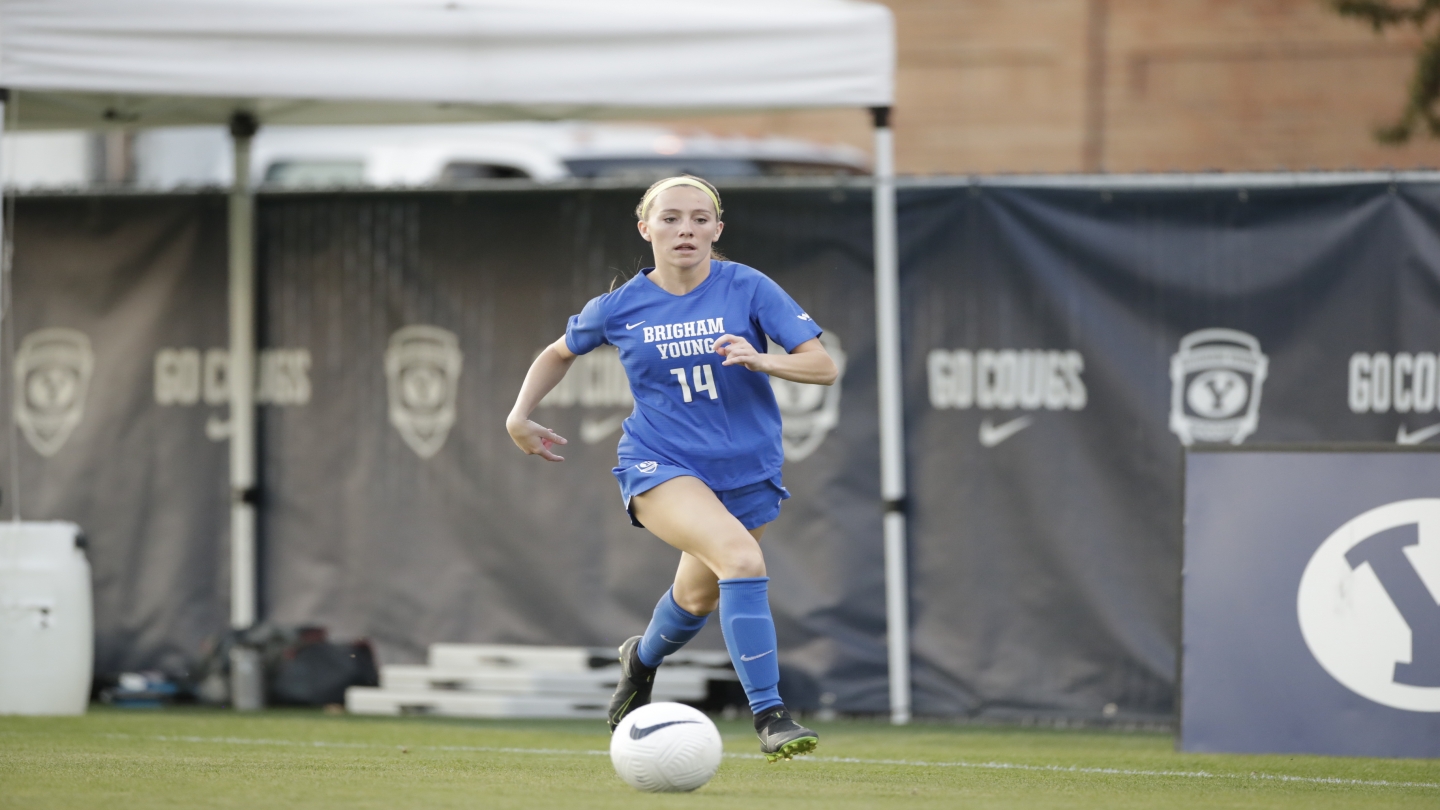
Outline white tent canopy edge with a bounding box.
[0,0,910,723]
[1,0,893,129]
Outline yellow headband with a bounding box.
[640,177,722,219]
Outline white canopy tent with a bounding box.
[0,0,910,722]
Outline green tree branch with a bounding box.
[1333,0,1440,142]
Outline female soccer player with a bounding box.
[506,175,837,761]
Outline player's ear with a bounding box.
[713,221,723,241]
[637,219,652,242]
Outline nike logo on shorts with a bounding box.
[626,321,645,329]
[741,650,774,662]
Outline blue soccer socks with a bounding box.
[635,578,786,715]
[637,587,709,669]
[718,576,784,714]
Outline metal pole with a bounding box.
[871,106,910,725]
[228,111,259,631]
[227,111,263,711]
[0,87,16,524]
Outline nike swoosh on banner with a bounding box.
[979,415,1034,448]
[580,413,627,444]
[626,321,645,329]
[630,720,699,740]
[1397,422,1440,445]
[740,650,774,662]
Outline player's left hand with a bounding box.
[713,334,770,373]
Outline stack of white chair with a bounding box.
[345,643,736,719]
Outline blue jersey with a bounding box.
[565,260,823,491]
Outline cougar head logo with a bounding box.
[385,325,463,459]
[15,329,94,457]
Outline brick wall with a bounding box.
[665,0,1440,174]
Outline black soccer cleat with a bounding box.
[754,705,819,761]
[607,635,657,733]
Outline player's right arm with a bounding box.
[506,336,575,462]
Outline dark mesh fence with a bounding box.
[11,180,1438,719]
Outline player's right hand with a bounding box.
[507,418,568,462]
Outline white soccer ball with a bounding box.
[609,702,723,792]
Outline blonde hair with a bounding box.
[635,175,724,220]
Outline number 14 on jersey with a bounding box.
[670,365,718,403]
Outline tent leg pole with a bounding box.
[227,112,261,711]
[0,88,11,524]
[871,107,910,726]
[0,87,17,525]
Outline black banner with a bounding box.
[13,180,1440,718]
[903,181,1440,718]
[252,187,887,710]
[6,194,230,676]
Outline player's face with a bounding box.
[638,186,723,271]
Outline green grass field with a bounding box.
[1,708,1436,809]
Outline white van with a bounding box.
[132,121,868,189]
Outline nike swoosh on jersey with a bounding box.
[1397,422,1440,445]
[630,720,700,740]
[740,649,774,662]
[626,321,645,329]
[979,415,1034,448]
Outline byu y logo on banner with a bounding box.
[1169,328,1268,446]
[15,328,93,457]
[386,325,463,459]
[768,331,846,461]
[1298,499,1440,712]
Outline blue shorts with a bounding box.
[613,461,790,531]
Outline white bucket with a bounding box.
[0,521,93,715]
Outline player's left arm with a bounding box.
[713,335,837,385]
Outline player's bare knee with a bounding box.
[720,538,766,580]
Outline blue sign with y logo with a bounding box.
[1183,449,1440,757]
